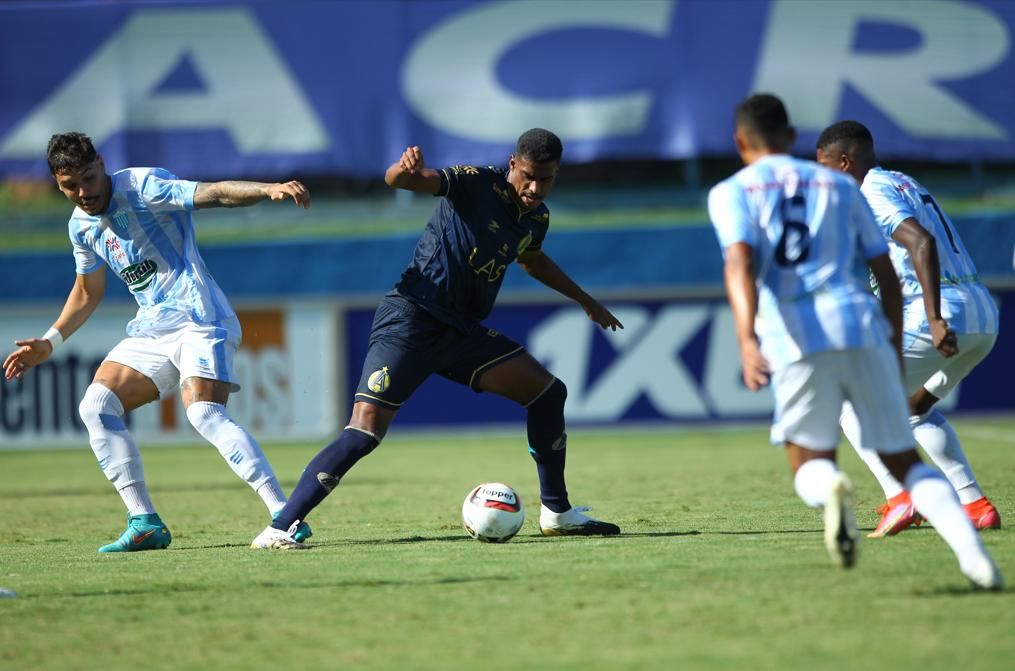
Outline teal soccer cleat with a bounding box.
[98,514,172,553]
[272,512,312,543]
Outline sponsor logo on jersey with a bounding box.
[450,165,479,175]
[119,259,157,292]
[367,366,390,393]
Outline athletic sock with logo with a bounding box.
[78,383,157,516]
[526,378,571,513]
[912,410,984,504]
[272,426,380,530]
[186,401,287,514]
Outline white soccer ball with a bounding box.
[462,483,525,543]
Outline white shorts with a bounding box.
[105,323,241,396]
[902,331,997,399]
[771,343,913,454]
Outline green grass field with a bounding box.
[2,419,1013,671]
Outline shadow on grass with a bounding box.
[26,574,516,600]
[912,584,1008,598]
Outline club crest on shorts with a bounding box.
[368,366,391,393]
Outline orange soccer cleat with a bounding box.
[868,491,923,538]
[964,497,1001,531]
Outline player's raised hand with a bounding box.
[3,338,54,380]
[399,146,424,174]
[266,180,310,209]
[583,299,624,332]
[739,339,770,391]
[930,318,958,358]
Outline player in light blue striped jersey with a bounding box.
[709,95,1000,589]
[2,132,312,552]
[817,121,1000,538]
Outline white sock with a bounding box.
[906,463,987,573]
[78,383,155,516]
[912,410,983,504]
[794,459,839,508]
[185,401,287,514]
[840,404,904,499]
[118,482,157,516]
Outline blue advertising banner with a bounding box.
[345,292,1014,429]
[2,0,1014,179]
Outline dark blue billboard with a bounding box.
[2,0,1014,180]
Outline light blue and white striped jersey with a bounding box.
[69,168,240,339]
[861,167,998,338]
[708,154,891,371]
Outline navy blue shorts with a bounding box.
[354,296,526,410]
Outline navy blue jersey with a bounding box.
[391,165,550,331]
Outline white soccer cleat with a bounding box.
[539,504,620,536]
[251,522,308,550]
[963,554,1004,591]
[824,473,859,569]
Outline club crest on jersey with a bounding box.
[119,259,157,292]
[368,366,391,393]
[112,212,129,229]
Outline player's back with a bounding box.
[708,155,891,369]
[861,168,997,335]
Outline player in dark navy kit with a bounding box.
[253,129,624,548]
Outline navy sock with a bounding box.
[272,427,380,530]
[526,378,571,513]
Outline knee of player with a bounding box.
[527,377,567,411]
[78,383,126,430]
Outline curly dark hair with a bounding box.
[46,132,98,175]
[516,128,562,163]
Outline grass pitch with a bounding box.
[1,419,1013,671]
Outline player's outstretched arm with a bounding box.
[3,268,105,380]
[384,146,441,194]
[891,220,957,358]
[723,242,769,391]
[193,180,310,209]
[516,250,623,331]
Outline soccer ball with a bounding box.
[462,483,525,543]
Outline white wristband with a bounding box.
[43,327,63,352]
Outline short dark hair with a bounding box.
[815,120,874,152]
[735,94,790,147]
[516,128,562,163]
[46,132,98,175]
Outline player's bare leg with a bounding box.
[785,443,857,568]
[252,402,394,549]
[80,362,170,552]
[880,450,1002,590]
[478,353,619,536]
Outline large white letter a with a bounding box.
[0,8,329,158]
